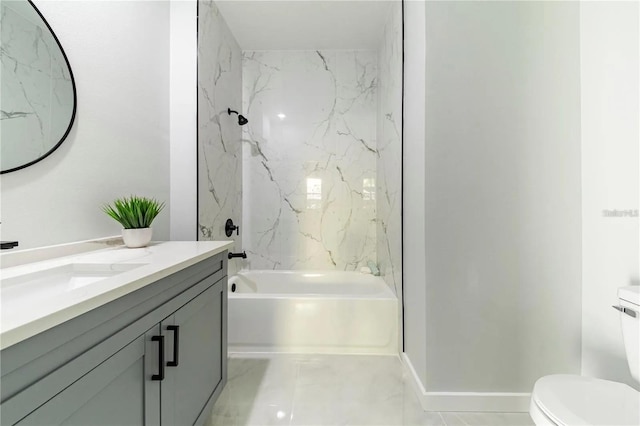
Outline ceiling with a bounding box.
[215,1,396,50]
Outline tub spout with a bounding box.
[228,251,247,260]
[1,241,19,250]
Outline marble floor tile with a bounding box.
[218,356,300,408]
[207,403,247,426]
[208,403,294,426]
[207,354,535,426]
[440,412,534,426]
[401,411,448,426]
[289,403,352,426]
[399,382,447,426]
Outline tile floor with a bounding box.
[206,354,535,426]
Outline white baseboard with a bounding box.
[401,353,531,413]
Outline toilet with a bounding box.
[530,285,640,425]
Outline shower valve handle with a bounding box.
[225,219,239,237]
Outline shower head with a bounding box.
[228,108,249,126]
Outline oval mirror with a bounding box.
[1,0,76,174]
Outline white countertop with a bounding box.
[0,240,233,350]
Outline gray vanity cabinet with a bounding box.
[1,252,228,426]
[161,282,226,425]
[16,327,161,426]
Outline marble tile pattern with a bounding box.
[241,50,378,270]
[0,1,74,171]
[206,354,535,426]
[198,0,243,274]
[377,2,403,299]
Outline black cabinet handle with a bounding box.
[167,325,179,367]
[151,335,164,381]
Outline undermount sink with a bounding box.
[1,263,148,294]
[0,240,234,350]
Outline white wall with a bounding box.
[581,1,640,389]
[0,1,170,249]
[170,0,197,241]
[404,1,583,411]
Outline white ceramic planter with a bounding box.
[122,228,152,248]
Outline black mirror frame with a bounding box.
[1,0,77,174]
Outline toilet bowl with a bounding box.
[530,286,640,426]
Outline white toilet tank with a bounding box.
[618,286,639,383]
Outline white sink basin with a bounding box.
[1,262,149,330]
[1,262,148,327]
[1,263,147,293]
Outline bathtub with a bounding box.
[227,270,398,355]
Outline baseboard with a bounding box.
[227,345,398,355]
[401,353,531,413]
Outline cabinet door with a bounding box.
[162,282,225,426]
[16,327,161,426]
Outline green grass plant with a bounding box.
[103,195,165,229]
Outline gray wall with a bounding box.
[404,0,583,397]
[403,0,428,387]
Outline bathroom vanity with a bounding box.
[0,239,233,425]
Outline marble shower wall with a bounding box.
[198,0,243,273]
[377,2,403,296]
[242,50,378,270]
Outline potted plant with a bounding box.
[103,195,165,248]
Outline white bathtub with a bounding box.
[227,270,398,355]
